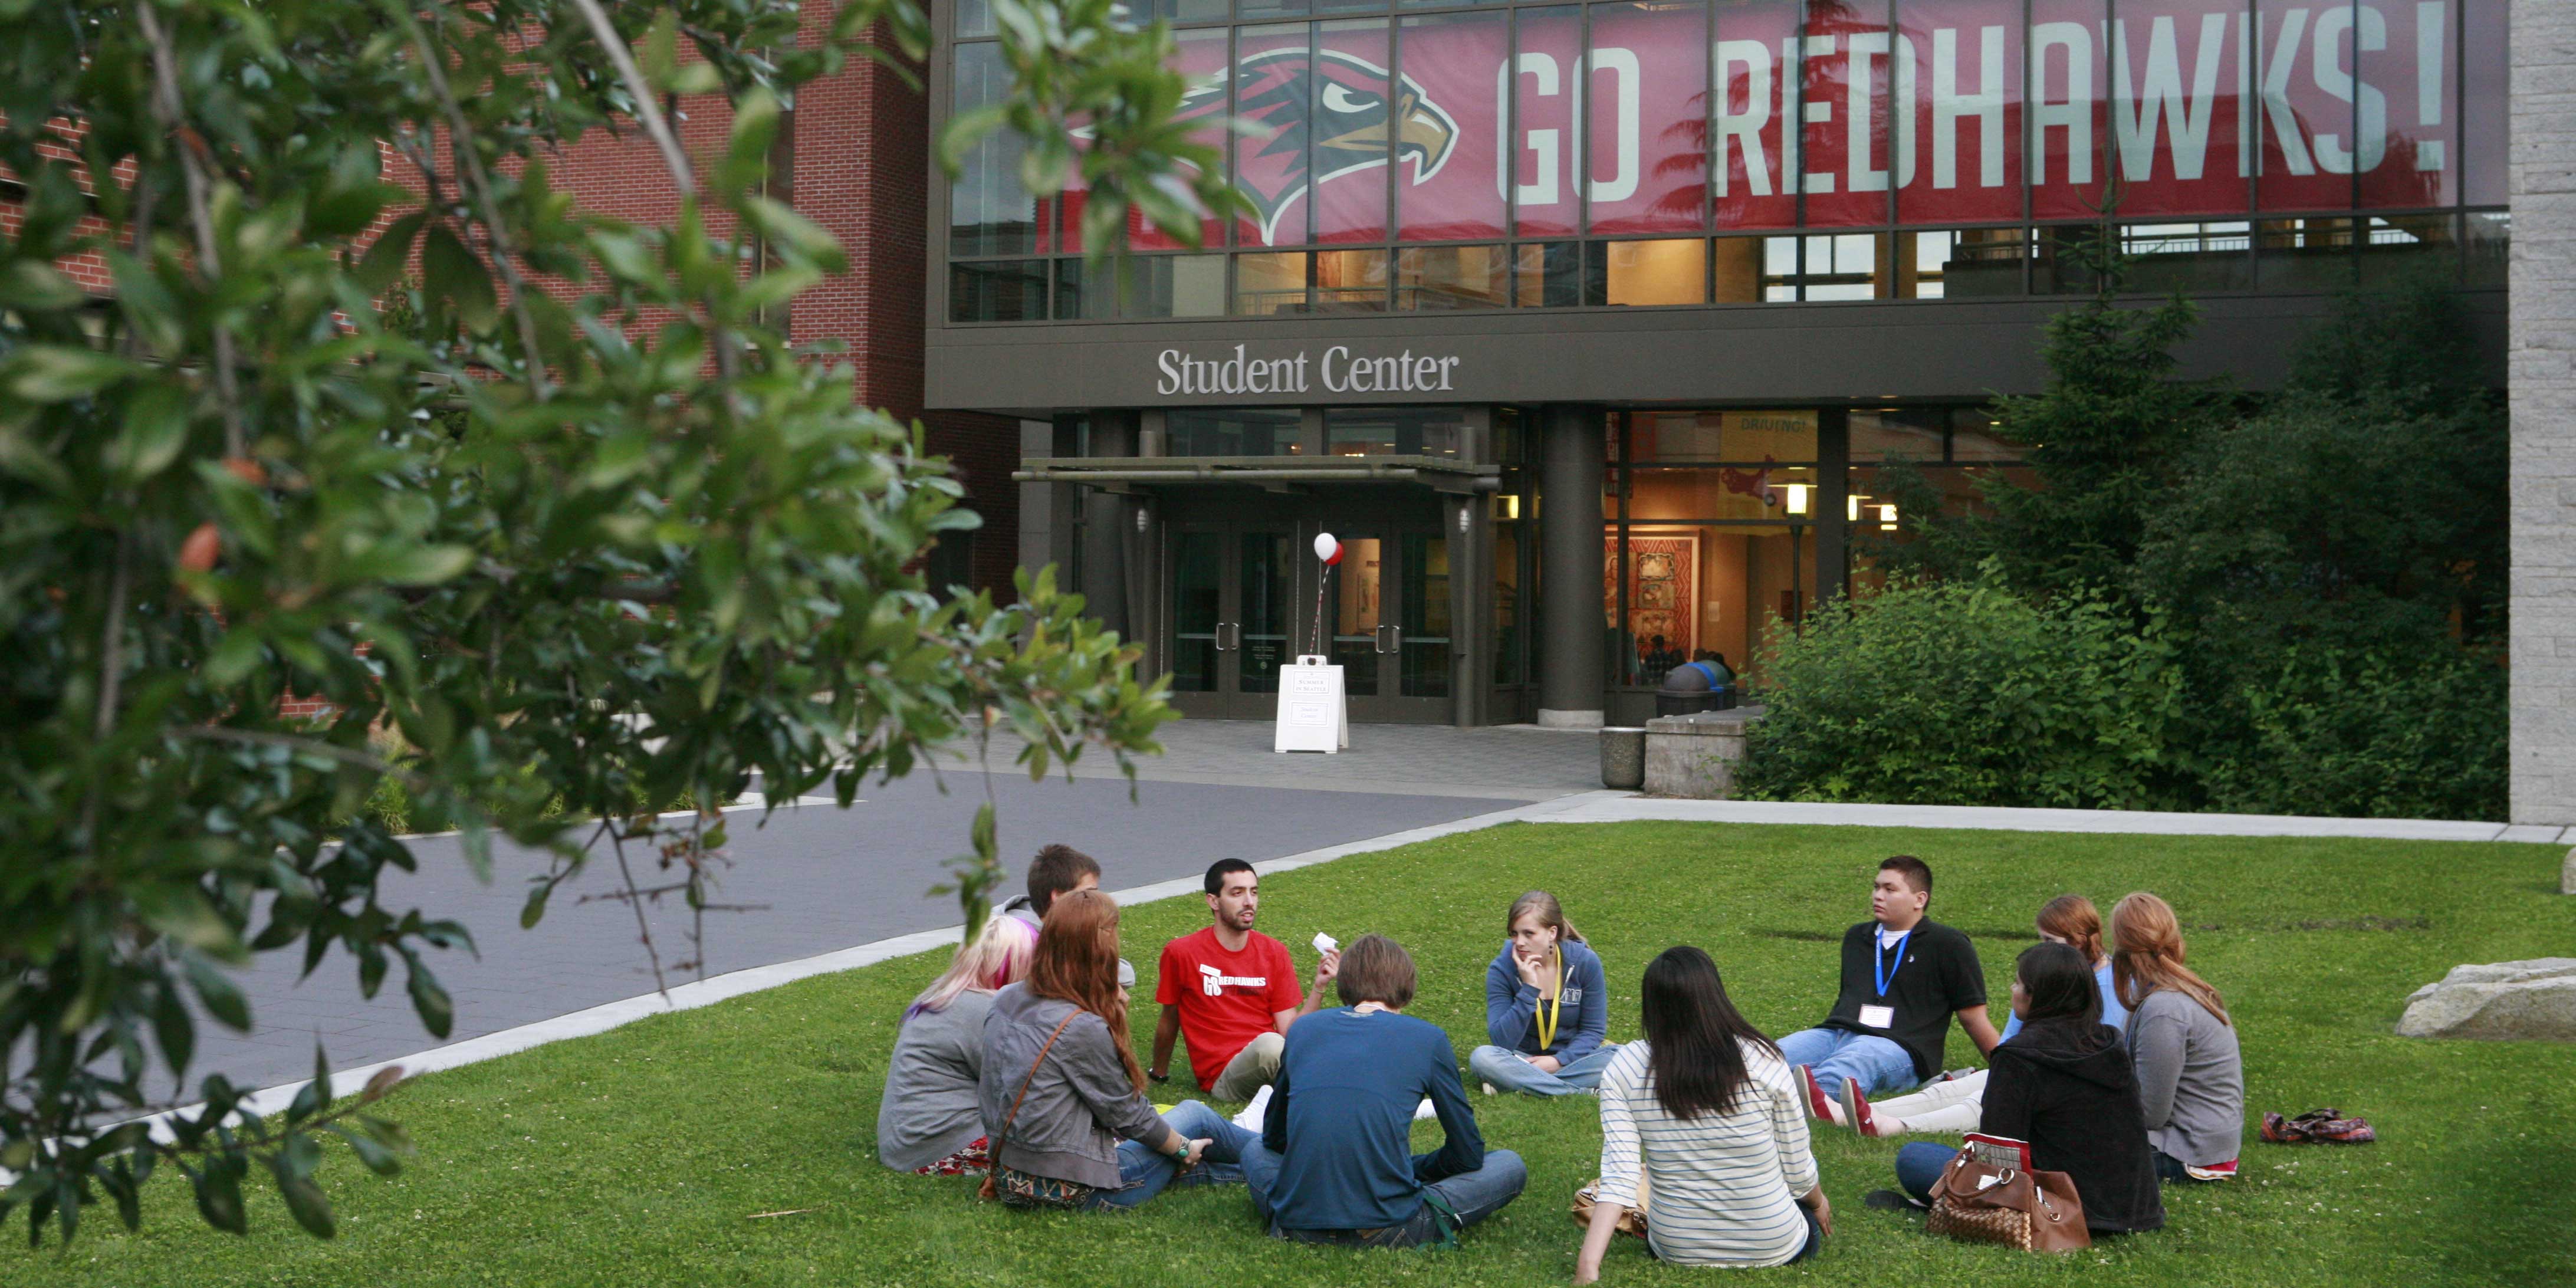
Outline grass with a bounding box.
[21,822,2576,1286]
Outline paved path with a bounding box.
[190,720,1594,1099]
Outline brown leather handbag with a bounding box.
[1924,1149,2091,1253]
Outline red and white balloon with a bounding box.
[1312,533,1343,566]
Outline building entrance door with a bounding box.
[1165,523,1296,720]
[1323,528,1453,724]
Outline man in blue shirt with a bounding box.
[1237,935,1527,1248]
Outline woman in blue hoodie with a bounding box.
[1470,891,1616,1096]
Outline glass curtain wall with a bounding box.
[948,0,2506,321]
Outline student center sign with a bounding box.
[926,0,2511,730]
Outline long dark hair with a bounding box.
[1641,947,1777,1121]
[2016,941,2103,1029]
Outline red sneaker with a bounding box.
[1840,1079,1885,1137]
[1796,1065,1836,1121]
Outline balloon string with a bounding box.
[1310,563,1329,657]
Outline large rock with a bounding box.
[2395,960,2576,1041]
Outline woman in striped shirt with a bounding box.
[1575,947,1829,1281]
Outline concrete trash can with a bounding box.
[1599,727,1647,790]
[1655,664,1719,718]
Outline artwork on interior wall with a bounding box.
[1606,535,1697,678]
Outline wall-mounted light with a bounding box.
[1847,493,1868,522]
[1877,503,1898,532]
[1494,493,1520,521]
[1457,504,1473,533]
[1781,484,1810,515]
[1134,507,1150,533]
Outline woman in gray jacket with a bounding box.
[2111,893,2245,1182]
[980,890,1258,1210]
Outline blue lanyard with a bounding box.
[1874,931,1911,998]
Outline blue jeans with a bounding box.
[1774,1028,1918,1100]
[1468,1043,1622,1097]
[1895,1141,1954,1206]
[1240,1139,1529,1248]
[1083,1101,1257,1212]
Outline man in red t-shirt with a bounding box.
[1151,857,1337,1099]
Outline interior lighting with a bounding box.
[1847,493,1867,522]
[1877,503,1898,532]
[1782,484,1809,515]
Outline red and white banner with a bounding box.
[1046,0,2500,249]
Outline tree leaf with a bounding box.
[2,345,139,403]
[183,954,252,1033]
[267,1155,336,1238]
[356,210,427,294]
[421,222,499,334]
[404,959,453,1039]
[110,382,195,484]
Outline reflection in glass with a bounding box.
[1627,409,1818,463]
[1397,244,1510,309]
[1330,536,1382,695]
[1315,248,1391,310]
[1328,407,1468,456]
[2359,214,2457,286]
[2465,211,2508,288]
[1515,242,1582,306]
[1169,410,1304,456]
[1401,534,1451,696]
[1586,238,1706,306]
[1235,251,1310,313]
[949,45,1039,256]
[2256,217,2358,292]
[951,261,1047,322]
[1172,531,1220,693]
[1240,533,1294,693]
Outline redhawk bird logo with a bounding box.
[1174,47,1460,246]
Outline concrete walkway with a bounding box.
[179,733,2557,1131]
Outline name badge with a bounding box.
[1858,1004,1895,1029]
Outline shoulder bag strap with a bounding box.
[991,1011,1082,1162]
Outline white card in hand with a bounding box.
[1312,932,1339,954]
[1857,1004,1895,1029]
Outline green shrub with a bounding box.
[2197,646,2506,821]
[1736,576,2187,810]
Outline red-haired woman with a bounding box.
[978,889,1257,1210]
[2111,892,2243,1182]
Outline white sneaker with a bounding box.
[1482,1082,1498,1096]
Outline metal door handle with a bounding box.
[1214,622,1235,651]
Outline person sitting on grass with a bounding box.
[1238,934,1528,1248]
[1150,858,1337,1100]
[2111,892,2244,1184]
[979,890,1253,1211]
[877,915,1036,1175]
[1888,941,2166,1235]
[1575,947,1828,1282]
[1001,842,1100,933]
[1471,890,1618,1096]
[1777,856,2000,1125]
[1839,894,2128,1138]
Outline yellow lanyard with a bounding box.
[1533,946,1564,1052]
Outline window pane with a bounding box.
[1397,244,1510,309]
[1328,407,1470,456]
[950,260,1048,322]
[1587,1,1707,234]
[1799,0,1891,228]
[1236,251,1312,313]
[1798,232,1884,300]
[2358,213,2456,286]
[1628,464,1826,521]
[1913,226,2027,297]
[1851,408,1946,461]
[1397,12,1506,241]
[2029,0,2108,221]
[2255,0,2353,211]
[1712,235,1767,302]
[1513,6,1583,236]
[1169,409,1306,456]
[1119,255,1229,318]
[1235,24,1314,246]
[1315,247,1391,311]
[2465,209,2508,288]
[1587,238,1706,305]
[1514,241,1583,305]
[1132,29,1236,252]
[2255,216,2357,290]
[1053,258,1114,320]
[1950,408,2022,460]
[1629,409,1818,462]
[949,45,1039,257]
[2106,0,2253,217]
[2033,223,2105,294]
[2463,0,2505,206]
[1171,531,1220,692]
[1713,0,1802,231]
[2357,0,2457,209]
[1895,0,2025,225]
[2121,220,2253,292]
[1400,533,1451,698]
[1760,232,1800,299]
[1315,21,1393,244]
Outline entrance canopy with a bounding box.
[1012,455,1497,494]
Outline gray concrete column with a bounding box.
[2513,1,2576,824]
[1080,412,1138,640]
[1538,405,1605,728]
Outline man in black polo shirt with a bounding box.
[1775,856,1999,1124]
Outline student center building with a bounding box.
[922,0,2511,728]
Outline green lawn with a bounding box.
[22,822,2576,1286]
